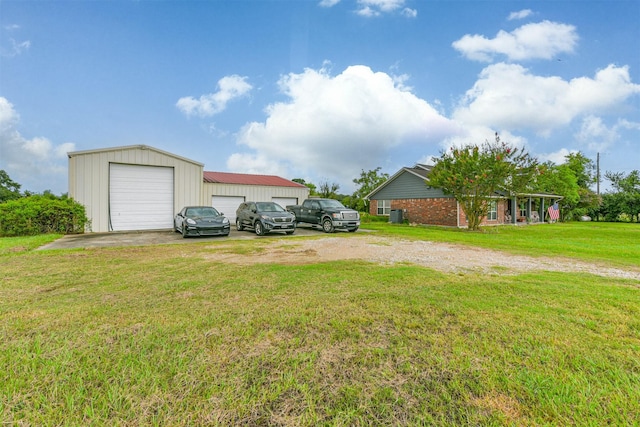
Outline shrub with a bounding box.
[0,194,89,236]
[360,212,389,223]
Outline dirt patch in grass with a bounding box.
[204,235,640,281]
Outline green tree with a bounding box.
[534,162,580,208]
[292,178,317,196]
[562,152,600,220]
[351,167,389,212]
[428,134,538,231]
[0,170,22,202]
[602,170,640,222]
[317,181,340,199]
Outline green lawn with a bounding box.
[364,221,640,269]
[1,223,638,425]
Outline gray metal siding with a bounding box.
[69,146,202,232]
[370,171,448,200]
[202,183,309,206]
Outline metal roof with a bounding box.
[203,171,306,188]
[67,144,204,167]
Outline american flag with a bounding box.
[547,202,559,221]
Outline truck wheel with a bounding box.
[255,221,265,236]
[236,218,244,231]
[322,218,335,233]
[348,227,358,232]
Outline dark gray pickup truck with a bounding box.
[286,198,360,233]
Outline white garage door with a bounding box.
[272,197,298,209]
[212,196,245,222]
[110,164,174,231]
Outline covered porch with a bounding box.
[503,193,562,224]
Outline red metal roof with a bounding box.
[203,171,306,188]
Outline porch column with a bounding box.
[511,196,517,224]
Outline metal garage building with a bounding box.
[202,172,309,222]
[68,145,309,232]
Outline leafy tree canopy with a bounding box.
[351,167,389,212]
[0,170,22,203]
[428,134,538,230]
[317,181,340,199]
[292,178,317,196]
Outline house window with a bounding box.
[377,200,391,215]
[519,201,527,218]
[487,200,497,220]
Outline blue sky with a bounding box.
[1,0,639,195]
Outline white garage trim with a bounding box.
[272,197,298,209]
[109,163,174,231]
[212,195,245,222]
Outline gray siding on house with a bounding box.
[369,170,448,200]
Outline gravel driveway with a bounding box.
[205,235,640,281]
[39,230,639,281]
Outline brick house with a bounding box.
[366,164,562,227]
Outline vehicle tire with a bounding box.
[181,223,188,238]
[348,227,358,232]
[173,222,178,232]
[322,218,335,233]
[286,230,294,235]
[236,218,244,231]
[254,221,265,236]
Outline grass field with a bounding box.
[1,223,639,425]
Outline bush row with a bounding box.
[0,195,89,236]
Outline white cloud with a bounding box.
[508,9,533,21]
[228,65,459,191]
[574,115,640,153]
[452,20,578,62]
[453,63,640,136]
[318,0,341,7]
[355,0,414,17]
[401,8,417,18]
[0,97,75,194]
[1,38,31,58]
[539,148,577,164]
[176,75,252,117]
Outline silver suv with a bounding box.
[235,202,296,236]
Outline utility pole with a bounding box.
[596,152,600,196]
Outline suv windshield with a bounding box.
[319,199,346,209]
[256,202,285,212]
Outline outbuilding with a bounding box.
[68,145,309,232]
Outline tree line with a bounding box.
[293,135,637,231]
[1,138,636,235]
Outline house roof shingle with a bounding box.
[203,171,306,188]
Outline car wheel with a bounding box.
[255,221,265,236]
[348,227,358,233]
[286,230,294,235]
[236,218,244,231]
[322,218,334,233]
[181,223,188,238]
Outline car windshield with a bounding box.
[256,202,285,212]
[187,207,219,217]
[319,199,346,209]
